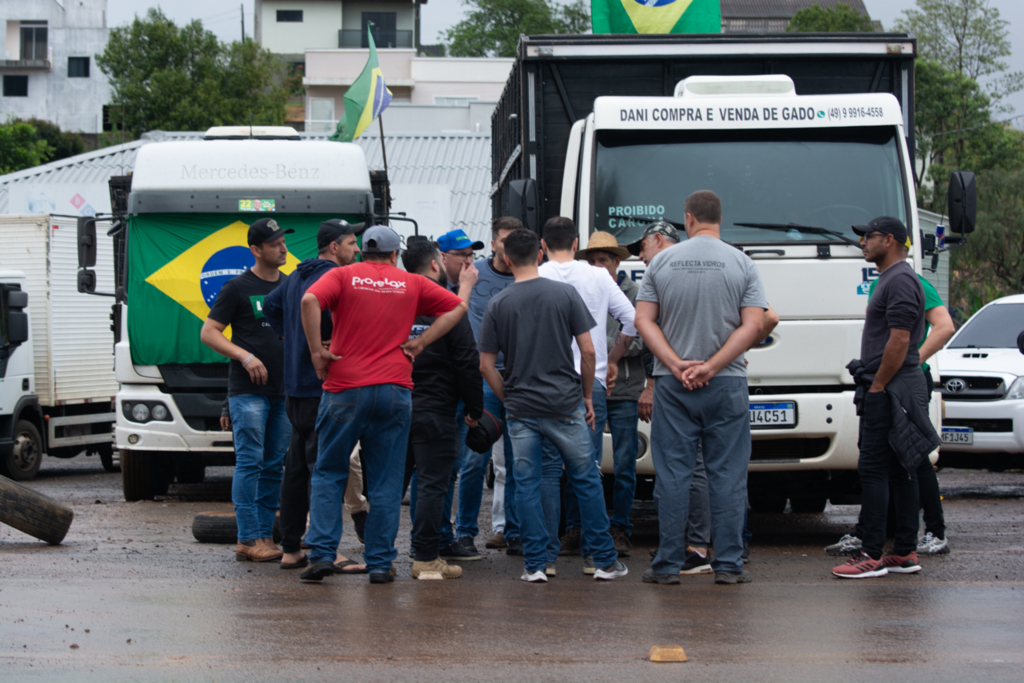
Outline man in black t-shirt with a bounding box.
[201,218,293,563]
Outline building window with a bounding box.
[308,97,335,133]
[434,96,480,106]
[68,57,90,78]
[3,75,28,97]
[277,10,303,22]
[20,23,48,61]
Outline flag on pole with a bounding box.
[339,29,393,142]
[591,0,721,35]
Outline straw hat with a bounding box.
[575,231,630,260]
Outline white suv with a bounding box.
[935,294,1024,468]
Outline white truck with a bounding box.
[0,215,118,480]
[493,34,961,511]
[82,126,383,501]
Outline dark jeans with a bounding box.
[278,396,320,554]
[858,391,920,559]
[402,412,460,561]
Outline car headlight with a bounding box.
[1005,377,1024,400]
[131,403,151,422]
[151,404,169,421]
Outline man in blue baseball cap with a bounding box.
[437,229,483,298]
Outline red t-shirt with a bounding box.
[306,261,463,392]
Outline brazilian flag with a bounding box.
[592,0,721,34]
[338,29,393,142]
[127,213,356,366]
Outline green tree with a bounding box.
[787,3,875,32]
[444,0,590,58]
[13,118,84,163]
[97,9,288,138]
[0,120,53,174]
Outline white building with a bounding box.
[0,0,111,134]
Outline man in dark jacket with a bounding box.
[400,239,484,579]
[262,219,364,571]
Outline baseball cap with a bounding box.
[361,225,402,254]
[437,229,484,253]
[317,218,365,251]
[247,218,294,246]
[852,216,911,248]
[625,220,681,255]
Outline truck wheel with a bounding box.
[98,444,120,474]
[121,450,171,501]
[0,420,44,481]
[175,459,206,484]
[789,496,828,514]
[749,496,787,514]
[192,510,282,544]
[0,475,74,544]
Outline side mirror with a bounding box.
[1018,330,1024,356]
[78,216,97,268]
[78,269,97,294]
[508,179,540,233]
[948,171,976,235]
[7,312,28,344]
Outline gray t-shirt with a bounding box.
[861,260,925,368]
[637,235,768,378]
[478,278,596,418]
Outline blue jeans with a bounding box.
[650,376,750,574]
[606,398,639,534]
[456,382,519,540]
[510,402,617,573]
[306,384,411,572]
[229,395,290,543]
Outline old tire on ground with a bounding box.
[192,510,282,544]
[98,444,120,473]
[789,496,828,514]
[0,420,44,482]
[0,475,74,544]
[121,450,173,501]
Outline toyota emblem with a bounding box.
[945,378,967,393]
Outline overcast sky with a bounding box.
[107,0,1024,118]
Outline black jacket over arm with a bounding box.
[411,310,484,421]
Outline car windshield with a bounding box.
[595,126,908,246]
[949,303,1024,349]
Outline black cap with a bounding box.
[317,218,365,251]
[851,216,911,247]
[625,220,682,255]
[247,218,294,246]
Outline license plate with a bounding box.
[749,402,797,429]
[941,427,973,445]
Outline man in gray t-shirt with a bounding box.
[635,190,768,585]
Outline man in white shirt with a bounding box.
[538,217,637,572]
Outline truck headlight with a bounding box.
[151,404,169,421]
[1005,377,1024,400]
[131,403,151,422]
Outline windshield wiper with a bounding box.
[733,222,862,249]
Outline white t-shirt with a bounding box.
[539,259,637,388]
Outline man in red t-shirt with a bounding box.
[297,226,467,584]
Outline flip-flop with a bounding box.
[334,560,368,574]
[280,555,310,570]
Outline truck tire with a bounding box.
[0,475,74,544]
[789,496,828,514]
[121,450,173,501]
[0,420,44,482]
[192,510,282,544]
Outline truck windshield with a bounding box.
[595,126,908,246]
[949,304,1024,349]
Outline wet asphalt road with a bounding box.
[1,456,1022,682]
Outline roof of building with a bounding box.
[721,0,869,18]
[0,130,493,241]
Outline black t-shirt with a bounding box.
[861,260,925,368]
[478,278,596,418]
[208,269,287,397]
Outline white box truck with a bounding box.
[0,214,118,480]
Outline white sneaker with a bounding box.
[521,570,548,583]
[594,560,629,581]
[916,531,950,556]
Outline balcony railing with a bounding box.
[338,29,413,49]
[0,59,52,71]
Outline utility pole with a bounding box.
[240,4,245,41]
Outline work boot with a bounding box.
[235,540,282,562]
[559,527,582,556]
[412,558,463,579]
[610,527,631,557]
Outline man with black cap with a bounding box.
[832,216,939,579]
[263,218,368,572]
[299,225,468,584]
[201,217,294,563]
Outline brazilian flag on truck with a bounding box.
[591,0,721,34]
[127,214,351,366]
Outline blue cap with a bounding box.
[437,229,484,253]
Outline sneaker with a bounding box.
[917,532,950,556]
[484,531,507,549]
[680,550,712,575]
[351,510,367,545]
[881,551,921,574]
[439,540,482,561]
[825,533,862,557]
[609,527,631,557]
[521,570,548,583]
[412,558,463,579]
[505,537,524,556]
[832,551,887,579]
[642,568,681,585]
[545,562,557,577]
[558,527,582,556]
[582,556,596,575]
[714,570,753,584]
[594,560,629,581]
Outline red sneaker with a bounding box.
[881,551,921,574]
[832,551,888,579]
